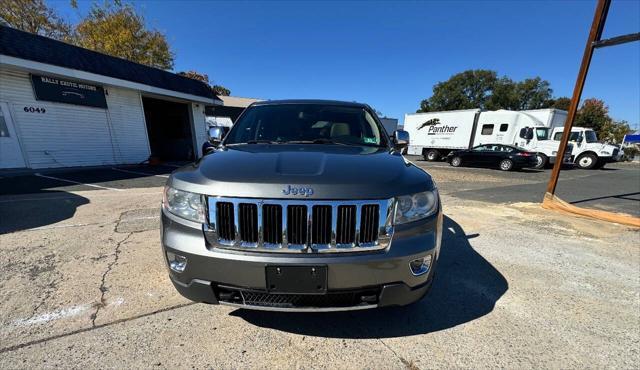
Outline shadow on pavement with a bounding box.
[0,191,89,234]
[571,191,640,205]
[232,215,508,338]
[0,164,176,195]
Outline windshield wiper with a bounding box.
[245,139,277,144]
[283,139,352,146]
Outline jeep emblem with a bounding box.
[282,185,314,197]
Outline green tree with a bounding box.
[212,85,231,96]
[599,119,631,144]
[574,98,610,134]
[512,77,553,110]
[178,70,231,96]
[550,97,571,111]
[0,0,72,40]
[485,77,518,110]
[572,98,631,143]
[417,70,497,112]
[419,70,554,112]
[74,1,174,70]
[177,70,210,83]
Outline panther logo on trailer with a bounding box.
[418,117,457,135]
[418,118,441,130]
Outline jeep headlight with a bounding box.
[394,189,439,224]
[163,186,206,223]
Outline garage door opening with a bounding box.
[142,97,194,161]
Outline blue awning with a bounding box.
[623,134,640,144]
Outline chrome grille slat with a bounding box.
[262,204,282,245]
[312,205,332,246]
[207,197,393,253]
[336,205,356,246]
[239,203,258,243]
[360,205,379,244]
[216,202,235,242]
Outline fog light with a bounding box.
[166,251,187,273]
[409,255,432,276]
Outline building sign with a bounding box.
[30,74,108,109]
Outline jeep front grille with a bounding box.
[204,197,393,253]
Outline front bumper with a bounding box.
[161,207,442,311]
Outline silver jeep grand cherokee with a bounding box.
[161,100,442,311]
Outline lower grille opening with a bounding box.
[216,286,380,309]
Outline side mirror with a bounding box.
[207,127,224,144]
[519,128,533,140]
[392,130,409,150]
[525,130,534,140]
[577,135,584,144]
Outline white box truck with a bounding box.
[404,109,571,169]
[522,109,622,169]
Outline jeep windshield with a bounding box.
[224,104,388,147]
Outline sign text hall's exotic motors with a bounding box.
[30,74,108,108]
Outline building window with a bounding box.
[500,123,509,132]
[0,114,9,138]
[481,124,494,135]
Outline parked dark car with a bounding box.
[446,144,537,171]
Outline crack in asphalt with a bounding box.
[89,210,154,327]
[378,338,419,370]
[90,231,132,327]
[19,253,62,320]
[0,302,196,355]
[31,277,59,319]
[0,208,181,355]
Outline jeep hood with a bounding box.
[169,145,434,199]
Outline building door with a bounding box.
[0,102,26,169]
[141,97,194,161]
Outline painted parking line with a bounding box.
[111,167,170,178]
[34,173,124,192]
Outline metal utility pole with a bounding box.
[543,0,640,227]
[545,0,610,195]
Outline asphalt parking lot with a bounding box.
[407,157,640,217]
[0,161,638,368]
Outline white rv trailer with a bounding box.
[404,109,571,168]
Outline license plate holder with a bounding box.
[266,265,327,294]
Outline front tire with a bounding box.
[424,149,440,162]
[499,159,514,171]
[450,156,462,167]
[576,153,597,169]
[533,153,548,169]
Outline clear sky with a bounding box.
[52,0,640,128]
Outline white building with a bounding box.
[0,25,221,169]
